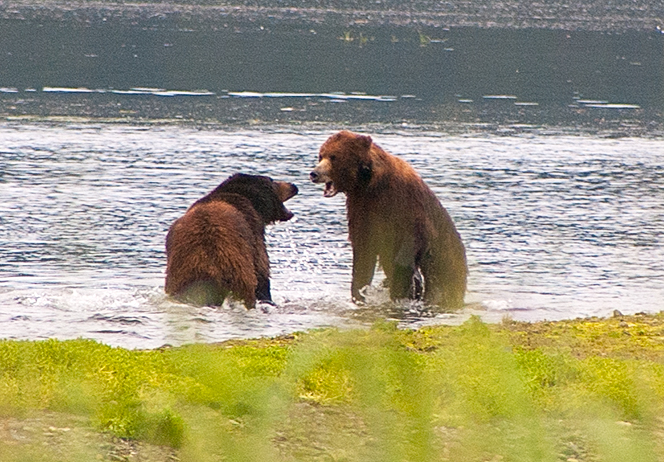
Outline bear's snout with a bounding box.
[274,181,298,203]
[310,160,338,197]
[310,158,332,184]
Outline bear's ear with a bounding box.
[358,161,372,183]
[357,135,372,150]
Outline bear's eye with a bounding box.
[329,154,337,162]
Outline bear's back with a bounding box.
[164,200,260,304]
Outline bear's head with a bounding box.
[204,173,298,223]
[310,130,373,197]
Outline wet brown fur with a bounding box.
[315,130,467,309]
[165,174,297,308]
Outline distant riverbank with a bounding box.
[1,0,662,32]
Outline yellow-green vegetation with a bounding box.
[3,313,664,461]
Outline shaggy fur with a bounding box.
[310,130,467,309]
[165,173,297,308]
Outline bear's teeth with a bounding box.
[323,182,338,197]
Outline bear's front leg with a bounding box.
[255,275,275,305]
[389,264,419,301]
[388,237,422,301]
[351,246,377,304]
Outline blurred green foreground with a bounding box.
[3,314,664,461]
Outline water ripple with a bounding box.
[1,125,663,347]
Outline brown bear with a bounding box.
[165,173,298,308]
[310,130,467,309]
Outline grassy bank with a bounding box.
[3,313,664,461]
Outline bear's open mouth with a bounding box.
[324,181,338,198]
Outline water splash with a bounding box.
[1,125,663,348]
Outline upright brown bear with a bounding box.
[165,173,298,308]
[310,131,467,309]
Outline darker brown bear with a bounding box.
[310,131,467,309]
[165,173,298,308]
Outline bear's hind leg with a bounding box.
[177,280,229,307]
[421,269,465,310]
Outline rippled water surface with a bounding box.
[1,124,662,348]
[0,12,662,347]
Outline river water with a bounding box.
[0,13,662,348]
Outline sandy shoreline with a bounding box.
[1,0,662,32]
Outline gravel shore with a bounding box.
[1,0,662,32]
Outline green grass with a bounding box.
[2,314,664,461]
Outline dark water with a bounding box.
[0,14,662,348]
[0,19,662,131]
